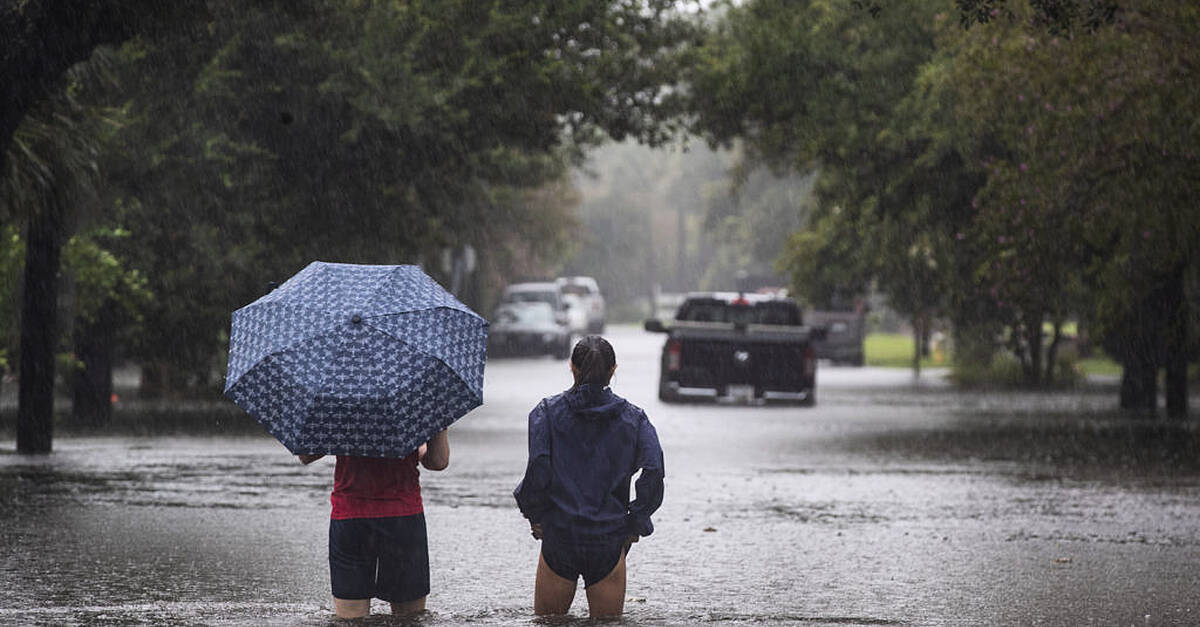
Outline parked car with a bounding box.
[487,302,571,359]
[651,290,686,323]
[644,292,820,405]
[560,293,590,335]
[806,309,866,366]
[501,281,569,325]
[502,281,564,310]
[556,276,606,333]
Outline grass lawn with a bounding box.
[865,331,1125,377]
[1077,355,1123,377]
[863,333,945,369]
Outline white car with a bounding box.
[487,301,571,359]
[561,293,589,335]
[502,281,564,310]
[501,281,569,327]
[556,276,606,333]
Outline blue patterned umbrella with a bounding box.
[223,261,488,458]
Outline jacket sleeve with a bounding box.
[626,411,665,537]
[513,401,552,523]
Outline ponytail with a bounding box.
[571,335,616,387]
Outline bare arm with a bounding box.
[297,454,325,465]
[420,430,450,471]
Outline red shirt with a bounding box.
[330,453,423,520]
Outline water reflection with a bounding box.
[2,328,1198,625]
[842,413,1200,480]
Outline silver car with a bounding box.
[487,301,571,359]
[556,276,606,333]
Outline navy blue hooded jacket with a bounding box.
[513,383,664,540]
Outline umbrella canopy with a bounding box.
[224,261,487,458]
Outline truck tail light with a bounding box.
[803,345,815,378]
[666,339,682,372]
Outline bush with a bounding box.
[950,343,1082,388]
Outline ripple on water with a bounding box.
[0,602,326,627]
[0,603,908,626]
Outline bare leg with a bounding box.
[534,551,577,615]
[390,596,426,617]
[333,597,370,619]
[584,551,627,619]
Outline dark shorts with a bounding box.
[541,535,630,588]
[328,513,429,603]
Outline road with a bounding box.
[1,324,1198,625]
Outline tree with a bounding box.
[952,0,1119,33]
[1,55,119,452]
[701,164,815,292]
[943,0,1199,410]
[562,140,802,317]
[685,0,968,373]
[0,225,20,401]
[0,0,208,175]
[2,0,703,451]
[685,0,1197,403]
[62,227,150,425]
[567,142,697,312]
[95,0,700,393]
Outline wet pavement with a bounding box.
[2,325,1199,625]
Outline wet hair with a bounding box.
[571,335,616,387]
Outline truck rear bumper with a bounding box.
[667,383,719,399]
[663,382,812,403]
[760,389,812,402]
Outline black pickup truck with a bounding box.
[644,293,820,405]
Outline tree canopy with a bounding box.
[685,0,1198,408]
[1,0,701,451]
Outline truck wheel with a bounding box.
[658,380,681,403]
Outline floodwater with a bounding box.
[2,325,1199,626]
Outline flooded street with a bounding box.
[2,325,1199,626]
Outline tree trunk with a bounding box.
[1165,348,1188,419]
[1009,314,1033,384]
[71,301,117,426]
[140,360,190,399]
[1027,314,1044,387]
[1119,350,1158,415]
[17,208,64,453]
[140,361,168,399]
[1044,320,1063,386]
[911,313,922,377]
[1164,263,1188,419]
[1139,362,1158,414]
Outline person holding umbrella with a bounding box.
[223,262,489,619]
[514,335,665,618]
[298,429,448,619]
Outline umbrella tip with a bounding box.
[351,314,362,324]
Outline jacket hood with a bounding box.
[564,383,625,419]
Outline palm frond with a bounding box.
[1,48,123,224]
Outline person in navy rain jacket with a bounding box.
[513,335,665,618]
